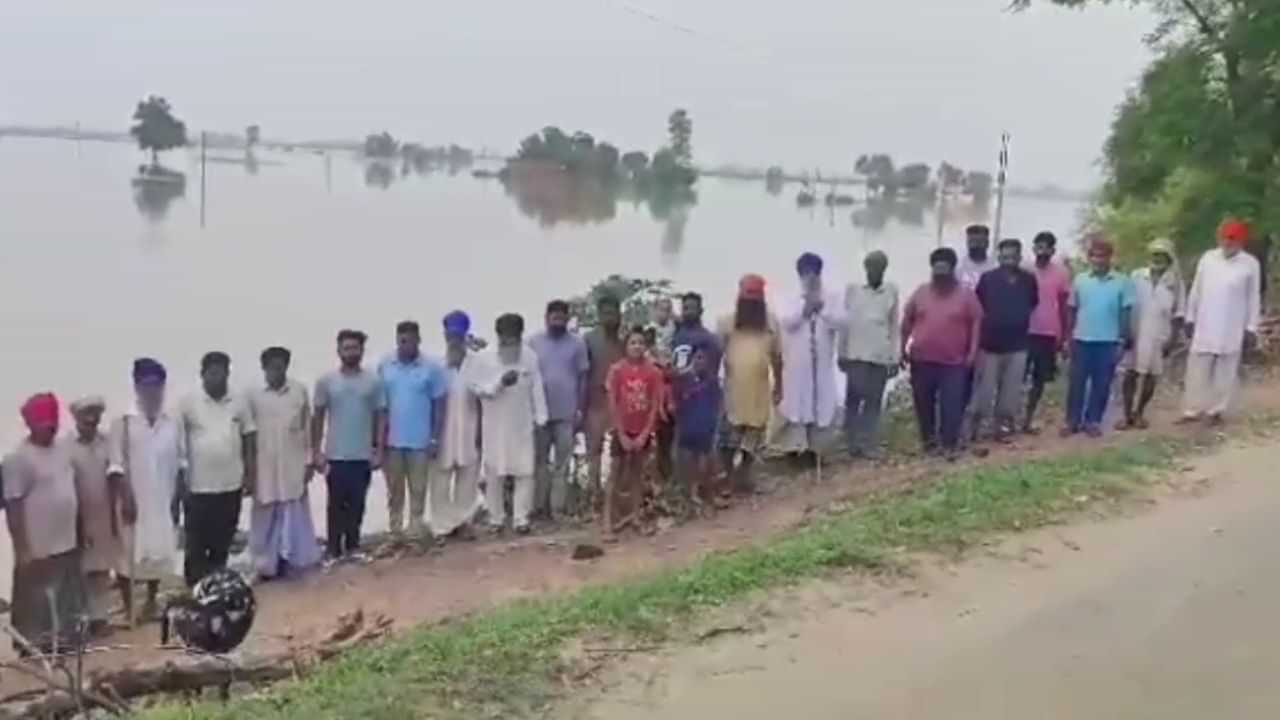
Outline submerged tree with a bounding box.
[667,109,693,167]
[130,96,188,167]
[363,132,399,158]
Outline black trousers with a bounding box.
[326,460,371,557]
[183,490,242,587]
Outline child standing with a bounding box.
[675,345,723,513]
[604,326,664,537]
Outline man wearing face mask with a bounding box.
[957,224,996,291]
[1179,218,1262,425]
[838,251,899,459]
[901,248,983,460]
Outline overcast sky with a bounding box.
[2,0,1153,187]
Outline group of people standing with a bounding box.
[1,217,1263,653]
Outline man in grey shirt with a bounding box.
[838,251,900,459]
[311,329,387,564]
[527,299,588,520]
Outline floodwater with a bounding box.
[0,136,1080,591]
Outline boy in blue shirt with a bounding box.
[675,344,723,514]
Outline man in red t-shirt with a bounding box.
[604,326,663,537]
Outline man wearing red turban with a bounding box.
[1179,218,1263,425]
[3,393,86,653]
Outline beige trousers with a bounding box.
[431,464,480,537]
[1181,352,1241,417]
[384,448,430,535]
[484,474,535,530]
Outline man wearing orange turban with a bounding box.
[3,393,86,653]
[1179,218,1263,425]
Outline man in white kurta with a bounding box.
[108,358,185,621]
[433,311,483,540]
[248,347,321,580]
[1180,221,1262,423]
[1118,239,1185,428]
[775,252,844,455]
[472,313,548,534]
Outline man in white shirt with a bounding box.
[1179,219,1262,425]
[776,252,845,461]
[109,358,186,622]
[838,251,899,458]
[957,224,997,291]
[179,351,256,587]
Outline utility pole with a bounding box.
[200,131,207,228]
[992,132,1010,243]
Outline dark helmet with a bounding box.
[163,569,257,654]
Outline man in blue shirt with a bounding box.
[1064,238,1134,437]
[378,320,447,538]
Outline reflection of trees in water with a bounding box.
[502,162,697,230]
[364,161,395,190]
[850,194,991,233]
[131,175,186,222]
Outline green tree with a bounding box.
[129,96,188,167]
[1018,0,1280,258]
[667,109,692,167]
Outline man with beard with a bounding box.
[1022,231,1073,433]
[970,238,1039,442]
[776,252,844,463]
[1179,218,1262,425]
[528,299,588,520]
[901,248,983,460]
[433,311,484,540]
[957,224,996,291]
[717,274,783,495]
[839,251,899,460]
[474,313,548,534]
[312,330,386,566]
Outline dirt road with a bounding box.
[583,440,1280,719]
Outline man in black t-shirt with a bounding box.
[970,238,1039,442]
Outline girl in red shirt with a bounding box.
[604,326,664,537]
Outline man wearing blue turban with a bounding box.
[775,252,845,464]
[432,311,484,540]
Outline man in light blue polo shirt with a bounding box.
[1063,237,1134,438]
[378,320,447,537]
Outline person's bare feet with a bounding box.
[1115,418,1134,431]
[1059,426,1079,438]
[1175,414,1201,425]
[1207,413,1225,427]
[1084,424,1103,438]
[1134,416,1150,430]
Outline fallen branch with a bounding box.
[0,609,392,719]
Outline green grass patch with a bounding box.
[142,437,1194,720]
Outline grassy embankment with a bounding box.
[138,414,1258,720]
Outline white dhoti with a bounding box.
[483,474,534,530]
[1119,330,1168,376]
[432,464,480,536]
[1182,352,1241,417]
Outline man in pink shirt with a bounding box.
[1022,231,1072,433]
[901,247,983,460]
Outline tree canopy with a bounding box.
[130,96,187,165]
[1019,0,1280,261]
